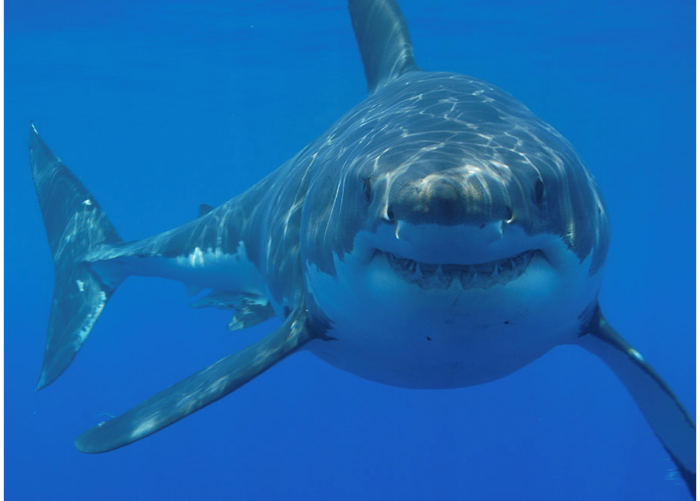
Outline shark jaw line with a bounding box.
[377,248,542,290]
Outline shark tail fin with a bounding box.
[29,123,124,390]
[578,306,696,498]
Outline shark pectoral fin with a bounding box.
[578,306,696,498]
[75,308,313,454]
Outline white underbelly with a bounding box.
[305,301,578,389]
[304,250,603,389]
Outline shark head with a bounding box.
[301,72,610,388]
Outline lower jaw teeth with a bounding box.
[388,251,535,290]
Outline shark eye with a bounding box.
[534,178,545,205]
[362,178,372,202]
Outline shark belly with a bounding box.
[305,245,604,389]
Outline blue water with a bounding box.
[5,1,695,500]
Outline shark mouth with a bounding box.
[382,250,539,290]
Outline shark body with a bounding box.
[28,0,695,496]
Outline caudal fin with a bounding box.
[29,123,123,390]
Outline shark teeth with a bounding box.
[384,250,538,290]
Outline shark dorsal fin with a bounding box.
[349,0,420,94]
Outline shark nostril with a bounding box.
[534,178,545,205]
[362,178,372,203]
[386,206,395,221]
[504,206,513,222]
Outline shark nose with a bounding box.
[387,176,511,226]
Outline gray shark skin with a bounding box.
[28,0,694,497]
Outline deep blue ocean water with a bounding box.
[5,1,695,500]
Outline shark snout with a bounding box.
[386,174,512,227]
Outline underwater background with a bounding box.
[5,0,695,500]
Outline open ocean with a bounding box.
[5,1,695,500]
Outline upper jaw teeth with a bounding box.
[384,250,537,290]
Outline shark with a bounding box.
[28,0,695,496]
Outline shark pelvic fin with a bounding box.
[75,306,314,453]
[29,123,124,390]
[189,291,275,332]
[184,284,203,297]
[578,306,696,498]
[348,0,420,94]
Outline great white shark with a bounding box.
[29,0,695,496]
